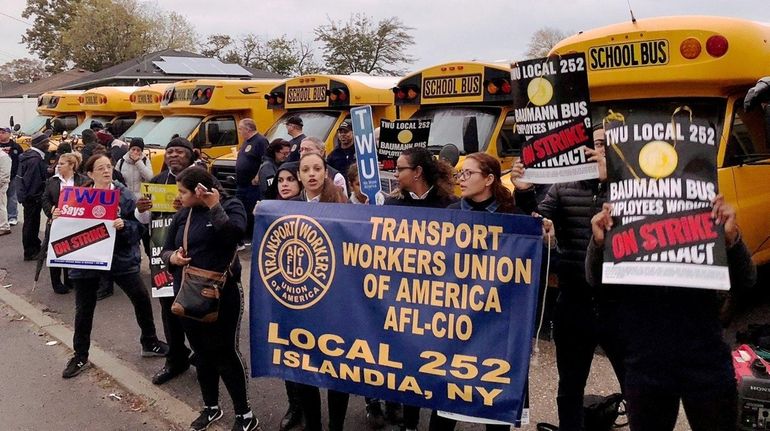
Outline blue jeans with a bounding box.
[7,177,17,220]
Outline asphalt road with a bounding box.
[4,217,764,430]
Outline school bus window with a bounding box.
[121,116,162,141]
[144,116,201,148]
[411,106,498,154]
[496,111,524,157]
[724,101,768,167]
[69,115,112,136]
[196,117,237,148]
[265,111,338,142]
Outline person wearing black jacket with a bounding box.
[586,196,756,431]
[255,138,290,200]
[161,166,260,431]
[135,137,197,385]
[18,132,50,260]
[42,153,89,294]
[62,154,168,379]
[235,118,269,245]
[511,128,623,431]
[285,116,306,162]
[327,120,356,175]
[383,146,457,431]
[0,127,24,225]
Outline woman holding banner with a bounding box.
[42,152,88,294]
[383,146,457,431]
[291,152,349,431]
[161,166,261,431]
[62,154,168,379]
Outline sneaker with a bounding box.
[190,407,223,431]
[366,401,386,429]
[8,218,17,226]
[141,340,169,357]
[232,414,260,431]
[62,355,89,378]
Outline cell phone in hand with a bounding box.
[197,182,211,192]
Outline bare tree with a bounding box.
[525,27,571,58]
[0,58,51,83]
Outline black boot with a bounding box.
[280,381,303,431]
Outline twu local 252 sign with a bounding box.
[250,201,543,423]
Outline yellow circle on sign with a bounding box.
[639,140,678,178]
[397,130,413,143]
[527,77,554,106]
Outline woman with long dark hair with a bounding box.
[42,152,88,294]
[62,154,167,379]
[293,153,347,203]
[161,166,261,431]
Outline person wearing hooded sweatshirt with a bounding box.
[255,138,290,199]
[161,166,260,431]
[42,152,89,294]
[61,154,168,379]
[18,132,50,260]
[79,129,101,168]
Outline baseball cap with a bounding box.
[286,116,303,127]
[0,127,11,133]
[338,120,352,131]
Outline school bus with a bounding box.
[119,84,170,143]
[392,62,520,175]
[551,16,770,264]
[68,86,138,138]
[14,90,85,150]
[142,79,282,173]
[209,74,399,193]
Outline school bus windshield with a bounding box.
[120,116,162,141]
[410,106,499,153]
[143,116,202,148]
[19,115,52,135]
[265,111,338,142]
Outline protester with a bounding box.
[61,154,168,379]
[116,138,153,198]
[96,130,128,165]
[235,118,269,247]
[0,127,23,226]
[135,137,197,385]
[586,196,756,431]
[347,163,385,205]
[435,151,555,430]
[18,132,50,260]
[79,129,101,168]
[291,152,348,431]
[42,153,88,294]
[327,120,356,174]
[511,126,624,431]
[298,136,348,195]
[285,116,306,162]
[161,166,260,431]
[383,146,457,431]
[0,146,11,235]
[264,162,301,201]
[255,138,291,199]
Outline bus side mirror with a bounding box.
[52,119,65,134]
[9,116,14,127]
[206,123,220,147]
[439,144,460,167]
[462,116,479,154]
[12,124,20,132]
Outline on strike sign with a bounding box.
[47,187,119,270]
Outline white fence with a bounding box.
[0,97,38,129]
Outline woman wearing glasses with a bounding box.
[61,154,167,379]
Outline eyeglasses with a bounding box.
[395,166,414,173]
[454,169,484,181]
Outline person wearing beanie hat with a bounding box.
[17,132,50,259]
[90,120,104,131]
[130,137,145,151]
[79,129,100,169]
[117,137,153,198]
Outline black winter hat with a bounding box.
[130,137,145,150]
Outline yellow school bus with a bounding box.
[209,74,399,193]
[392,62,520,173]
[551,16,770,264]
[119,84,170,143]
[15,90,85,149]
[142,79,282,173]
[68,86,137,138]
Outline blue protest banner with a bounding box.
[350,105,381,204]
[250,200,543,423]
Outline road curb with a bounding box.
[0,284,198,427]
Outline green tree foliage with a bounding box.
[314,14,416,75]
[22,0,82,73]
[524,27,571,58]
[0,58,51,83]
[22,0,198,73]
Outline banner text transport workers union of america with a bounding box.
[250,201,543,423]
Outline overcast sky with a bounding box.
[1,0,768,73]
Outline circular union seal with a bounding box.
[258,215,335,309]
[91,205,107,218]
[244,144,252,153]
